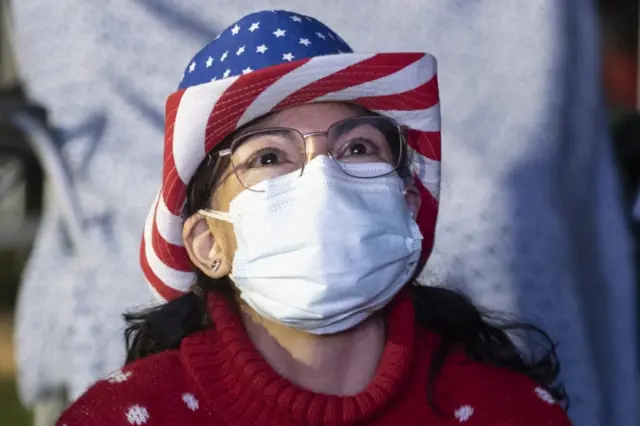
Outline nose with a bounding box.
[303,132,331,163]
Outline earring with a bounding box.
[211,259,221,272]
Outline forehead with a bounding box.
[244,102,366,134]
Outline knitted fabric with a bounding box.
[56,290,571,426]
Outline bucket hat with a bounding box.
[140,10,441,300]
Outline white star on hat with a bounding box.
[290,15,303,22]
[205,57,214,68]
[223,69,231,78]
[256,44,268,54]
[249,22,260,32]
[188,62,196,72]
[299,38,311,47]
[273,28,286,37]
[220,51,228,62]
[242,67,253,74]
[282,52,295,62]
[231,24,241,35]
[236,45,246,56]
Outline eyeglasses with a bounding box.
[216,115,406,192]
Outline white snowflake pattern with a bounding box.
[106,369,132,384]
[126,405,150,425]
[534,387,555,405]
[182,393,200,411]
[454,405,475,423]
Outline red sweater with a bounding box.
[56,290,572,426]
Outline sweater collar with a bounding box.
[181,288,416,426]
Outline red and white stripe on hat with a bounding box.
[141,52,441,301]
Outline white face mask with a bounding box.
[200,156,423,334]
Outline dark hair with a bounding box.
[125,115,568,412]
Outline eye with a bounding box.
[247,148,286,168]
[341,138,378,157]
[347,141,368,155]
[259,151,280,166]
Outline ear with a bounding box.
[404,177,422,218]
[183,213,231,278]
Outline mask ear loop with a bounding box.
[199,208,234,222]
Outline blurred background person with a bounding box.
[0,1,636,426]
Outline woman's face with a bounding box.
[182,102,421,278]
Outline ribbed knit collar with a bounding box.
[180,288,416,426]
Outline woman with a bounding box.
[56,10,572,426]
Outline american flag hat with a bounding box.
[141,10,441,301]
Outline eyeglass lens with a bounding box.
[228,116,403,191]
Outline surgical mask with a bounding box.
[200,156,423,334]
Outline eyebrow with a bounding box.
[231,103,374,139]
[232,113,276,139]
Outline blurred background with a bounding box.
[0,0,638,425]
[0,0,39,423]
